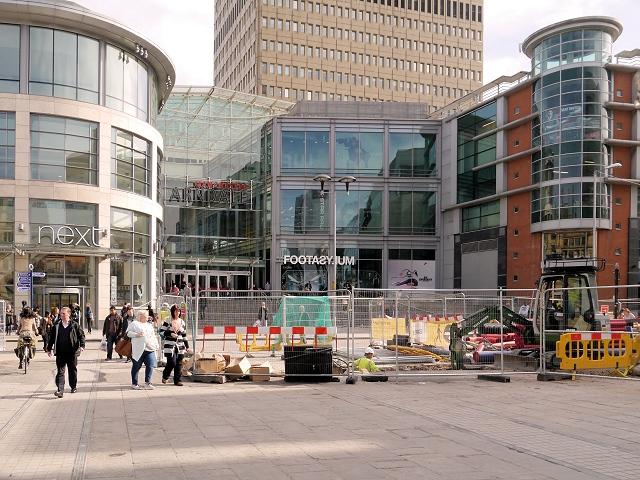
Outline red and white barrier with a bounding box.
[568,332,625,341]
[202,326,337,335]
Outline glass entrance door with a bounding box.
[45,288,82,326]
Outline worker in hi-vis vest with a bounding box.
[353,347,380,373]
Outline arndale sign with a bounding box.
[38,225,102,247]
[283,255,355,265]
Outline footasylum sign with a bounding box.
[283,255,355,265]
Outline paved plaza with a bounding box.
[0,337,638,480]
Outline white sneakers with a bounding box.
[132,384,140,390]
[132,383,154,390]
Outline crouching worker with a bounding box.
[15,307,38,369]
[354,347,380,373]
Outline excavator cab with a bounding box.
[532,256,603,335]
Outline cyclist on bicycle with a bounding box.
[15,307,38,369]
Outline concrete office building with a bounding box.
[439,16,640,290]
[0,0,174,318]
[214,0,484,109]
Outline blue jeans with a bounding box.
[131,350,156,385]
[106,334,118,359]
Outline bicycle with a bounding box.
[18,334,33,374]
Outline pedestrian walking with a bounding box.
[41,311,53,352]
[102,306,122,360]
[255,301,268,327]
[85,302,93,334]
[160,305,191,386]
[118,305,134,362]
[46,306,85,398]
[5,304,13,335]
[127,310,159,390]
[50,306,59,324]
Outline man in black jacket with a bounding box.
[102,306,122,360]
[47,306,85,398]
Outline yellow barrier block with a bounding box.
[236,334,282,352]
[371,318,407,342]
[555,332,640,378]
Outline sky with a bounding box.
[75,0,640,87]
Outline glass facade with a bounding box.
[389,132,437,177]
[281,130,330,175]
[30,115,98,185]
[281,189,328,234]
[105,45,149,121]
[462,200,500,232]
[389,190,437,235]
[530,28,613,225]
[0,24,20,93]
[532,29,613,75]
[336,190,383,235]
[111,128,151,197]
[29,27,99,103]
[110,208,150,306]
[30,199,97,245]
[457,102,497,204]
[335,131,383,176]
[0,112,15,179]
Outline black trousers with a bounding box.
[163,352,183,384]
[55,353,78,392]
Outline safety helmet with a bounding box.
[364,347,374,355]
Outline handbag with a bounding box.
[115,337,132,357]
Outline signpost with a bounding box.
[16,265,45,308]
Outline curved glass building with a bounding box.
[0,0,174,318]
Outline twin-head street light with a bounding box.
[313,174,356,291]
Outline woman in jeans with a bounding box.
[127,310,159,390]
[160,305,191,386]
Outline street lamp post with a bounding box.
[313,174,356,291]
[593,162,622,258]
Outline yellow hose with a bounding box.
[386,345,445,361]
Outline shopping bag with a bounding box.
[114,337,132,357]
[100,337,107,351]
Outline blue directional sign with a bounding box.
[32,272,46,277]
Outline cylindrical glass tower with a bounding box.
[522,17,622,237]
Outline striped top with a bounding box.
[159,319,189,355]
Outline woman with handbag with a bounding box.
[127,310,159,390]
[160,305,191,386]
[117,306,134,362]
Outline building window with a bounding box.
[616,89,623,97]
[0,112,16,179]
[0,24,20,93]
[281,130,329,175]
[616,123,622,130]
[0,198,14,244]
[110,207,150,306]
[615,197,622,205]
[514,206,519,214]
[336,190,383,234]
[615,248,621,255]
[31,114,98,185]
[111,128,151,197]
[513,252,518,259]
[389,133,437,177]
[514,172,519,179]
[29,27,99,104]
[389,191,436,235]
[461,200,500,232]
[514,107,520,115]
[616,223,621,230]
[513,275,518,282]
[514,230,519,236]
[336,132,383,176]
[514,139,519,147]
[105,44,149,121]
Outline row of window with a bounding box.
[261,39,481,61]
[261,61,480,81]
[261,16,482,41]
[0,24,156,123]
[261,0,482,23]
[281,188,436,235]
[531,29,613,75]
[262,84,468,101]
[0,112,154,199]
[531,182,609,224]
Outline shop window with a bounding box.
[30,114,98,185]
[0,198,14,244]
[336,190,383,235]
[110,207,150,306]
[0,112,16,179]
[111,128,151,198]
[30,199,97,248]
[29,27,99,104]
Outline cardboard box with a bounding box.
[197,354,226,374]
[224,355,251,381]
[183,352,203,371]
[249,361,273,381]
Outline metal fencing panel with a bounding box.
[0,300,6,351]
